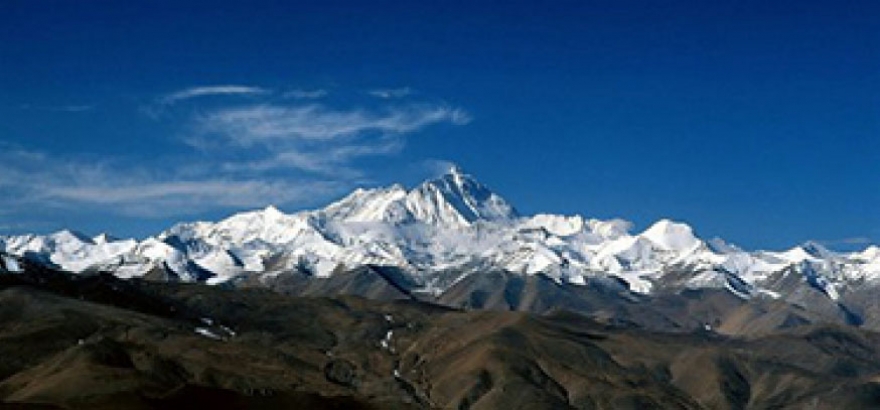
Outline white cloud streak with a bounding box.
[191,103,469,178]
[0,148,345,217]
[220,137,405,178]
[196,103,469,145]
[44,179,344,217]
[368,87,413,99]
[0,89,471,220]
[160,85,270,105]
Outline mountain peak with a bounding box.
[51,229,94,244]
[859,245,880,261]
[640,219,701,251]
[435,164,476,188]
[411,166,518,226]
[92,233,119,244]
[262,204,285,217]
[4,165,880,304]
[319,167,518,227]
[321,185,408,223]
[800,241,834,259]
[445,163,466,178]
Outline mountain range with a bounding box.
[2,166,879,329]
[1,256,880,410]
[5,167,880,409]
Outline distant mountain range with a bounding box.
[2,165,879,328]
[5,167,880,409]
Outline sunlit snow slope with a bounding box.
[2,166,878,300]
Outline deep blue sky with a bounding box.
[0,0,877,250]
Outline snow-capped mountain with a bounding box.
[2,166,879,302]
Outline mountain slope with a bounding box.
[2,165,879,315]
[2,263,880,409]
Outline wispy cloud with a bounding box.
[219,136,405,178]
[159,85,270,105]
[283,89,328,99]
[0,89,471,219]
[368,87,413,99]
[0,147,346,217]
[196,103,469,144]
[191,103,468,178]
[142,85,272,119]
[44,178,345,217]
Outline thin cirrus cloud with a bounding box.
[192,103,470,178]
[0,87,472,219]
[0,147,346,217]
[368,87,413,99]
[194,103,471,145]
[191,102,470,178]
[44,178,346,216]
[219,136,405,179]
[159,85,270,105]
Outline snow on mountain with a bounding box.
[321,167,517,228]
[321,185,410,223]
[0,253,22,273]
[0,230,137,273]
[403,165,517,226]
[640,219,701,253]
[0,164,877,302]
[858,246,880,261]
[587,218,632,241]
[525,214,585,238]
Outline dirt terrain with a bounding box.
[1,262,880,409]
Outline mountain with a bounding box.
[2,259,880,409]
[2,165,880,322]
